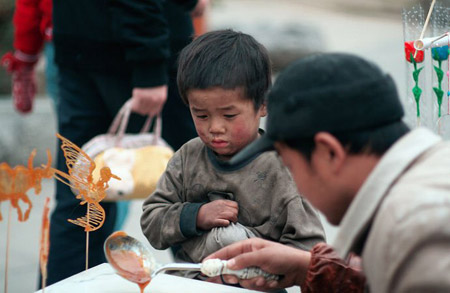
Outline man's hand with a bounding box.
[131,85,168,116]
[197,199,238,230]
[204,238,311,291]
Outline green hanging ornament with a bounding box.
[431,46,448,117]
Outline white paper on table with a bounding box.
[34,263,262,293]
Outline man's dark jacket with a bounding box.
[53,0,197,88]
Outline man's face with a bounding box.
[274,141,346,225]
[188,87,266,160]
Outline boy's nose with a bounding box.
[209,118,225,134]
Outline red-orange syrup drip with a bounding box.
[138,280,150,293]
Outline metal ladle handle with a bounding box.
[222,266,280,281]
[201,259,280,281]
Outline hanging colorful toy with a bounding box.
[405,41,425,124]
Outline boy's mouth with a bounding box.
[211,139,228,148]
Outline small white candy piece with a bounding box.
[200,258,227,277]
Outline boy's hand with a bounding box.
[131,85,167,117]
[197,199,238,230]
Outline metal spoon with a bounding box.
[104,231,280,285]
[104,231,156,285]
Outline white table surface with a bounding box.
[35,263,261,293]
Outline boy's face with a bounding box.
[187,87,266,160]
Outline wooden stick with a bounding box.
[86,204,90,271]
[415,0,437,58]
[42,274,46,293]
[419,0,437,40]
[4,204,12,293]
[86,231,89,271]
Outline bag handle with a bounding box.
[108,99,163,146]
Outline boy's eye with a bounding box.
[196,115,208,119]
[224,114,237,118]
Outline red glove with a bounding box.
[1,51,39,114]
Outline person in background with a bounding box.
[141,30,325,283]
[1,0,152,253]
[46,0,207,286]
[207,53,450,292]
[192,0,209,38]
[1,0,58,113]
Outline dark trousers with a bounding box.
[44,67,196,286]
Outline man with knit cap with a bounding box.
[206,53,450,292]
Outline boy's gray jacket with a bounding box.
[334,128,450,292]
[141,137,325,260]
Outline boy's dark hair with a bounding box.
[284,122,410,161]
[177,29,271,109]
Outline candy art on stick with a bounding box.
[403,4,426,127]
[403,1,450,137]
[431,44,448,118]
[51,133,120,270]
[428,3,450,135]
[0,150,53,293]
[40,197,51,293]
[0,149,53,221]
[405,41,425,123]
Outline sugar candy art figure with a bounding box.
[0,149,53,222]
[51,133,120,232]
[51,133,121,270]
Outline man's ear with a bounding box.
[312,132,347,174]
[259,102,267,117]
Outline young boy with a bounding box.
[140,29,325,267]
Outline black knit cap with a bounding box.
[230,53,404,164]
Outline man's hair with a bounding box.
[177,29,271,109]
[285,121,410,161]
[228,53,410,166]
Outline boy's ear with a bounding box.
[312,132,346,174]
